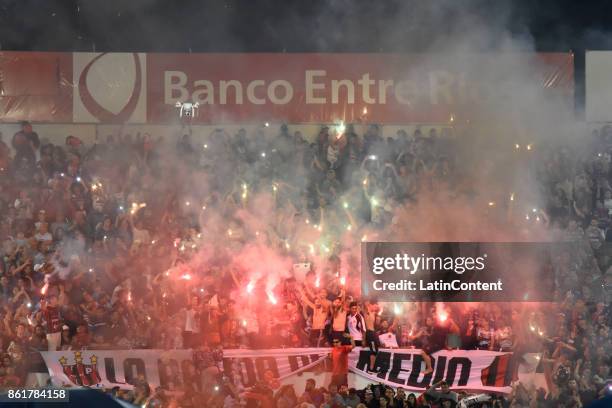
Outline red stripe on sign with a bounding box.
[494,354,510,387]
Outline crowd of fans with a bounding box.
[0,120,610,407]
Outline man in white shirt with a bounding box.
[346,302,366,346]
[182,296,200,349]
[34,222,53,242]
[131,219,151,248]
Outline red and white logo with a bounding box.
[73,52,147,123]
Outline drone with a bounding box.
[176,101,199,118]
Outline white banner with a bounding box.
[40,349,193,390]
[222,348,330,384]
[41,348,523,393]
[586,51,612,122]
[222,348,518,393]
[348,348,514,393]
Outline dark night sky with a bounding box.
[1,0,612,53]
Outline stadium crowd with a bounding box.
[0,120,610,407]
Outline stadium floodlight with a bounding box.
[176,101,199,118]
